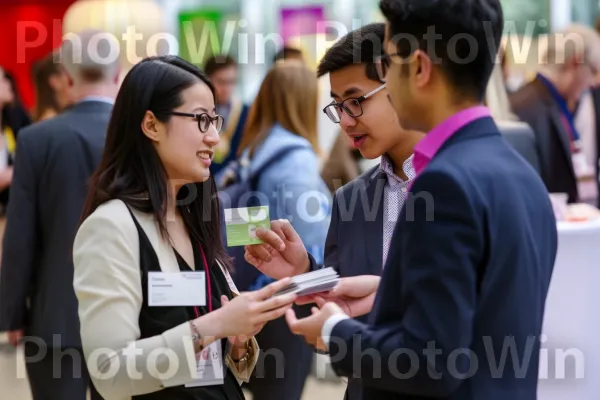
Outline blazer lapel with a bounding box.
[129,207,180,273]
[534,78,576,180]
[362,170,386,275]
[549,109,576,176]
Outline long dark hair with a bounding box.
[31,52,62,121]
[81,55,231,270]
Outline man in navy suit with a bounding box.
[284,0,558,399]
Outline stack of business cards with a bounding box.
[275,267,340,297]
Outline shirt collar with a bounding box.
[413,105,490,175]
[379,153,415,185]
[79,96,115,105]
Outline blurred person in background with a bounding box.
[0,68,31,214]
[0,29,120,400]
[31,51,74,121]
[4,70,32,128]
[273,46,305,64]
[204,55,249,174]
[233,63,331,400]
[573,18,600,209]
[510,24,600,205]
[242,22,424,399]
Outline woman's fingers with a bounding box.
[256,303,293,324]
[254,277,293,300]
[257,292,297,312]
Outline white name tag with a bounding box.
[185,341,225,387]
[148,272,206,307]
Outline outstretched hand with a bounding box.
[296,275,380,318]
[286,298,344,352]
[244,219,310,280]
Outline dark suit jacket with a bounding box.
[325,165,386,298]
[210,104,249,175]
[510,76,580,202]
[589,86,600,206]
[319,164,386,399]
[328,117,558,400]
[0,100,111,348]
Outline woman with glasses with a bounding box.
[72,56,297,400]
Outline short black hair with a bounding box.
[273,46,304,63]
[204,54,237,77]
[317,23,385,82]
[379,0,503,101]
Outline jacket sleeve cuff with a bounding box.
[159,321,198,388]
[226,337,260,384]
[322,313,350,352]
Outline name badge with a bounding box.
[185,341,224,387]
[148,272,206,307]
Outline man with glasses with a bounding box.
[242,23,423,399]
[511,24,600,206]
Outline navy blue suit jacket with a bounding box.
[319,165,387,399]
[328,117,558,399]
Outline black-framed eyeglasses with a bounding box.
[168,111,225,134]
[323,84,386,124]
[375,52,405,82]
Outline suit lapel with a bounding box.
[549,109,576,176]
[129,207,180,273]
[534,78,576,180]
[362,170,385,275]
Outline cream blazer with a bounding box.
[73,199,259,400]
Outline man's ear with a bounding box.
[141,110,161,142]
[414,50,432,88]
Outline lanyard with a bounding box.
[538,73,581,145]
[193,245,212,318]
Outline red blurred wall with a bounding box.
[0,0,76,110]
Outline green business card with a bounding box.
[224,206,270,247]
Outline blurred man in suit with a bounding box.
[511,24,600,204]
[204,55,249,175]
[284,0,557,399]
[0,30,120,399]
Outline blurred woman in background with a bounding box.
[31,52,73,121]
[0,67,31,213]
[234,63,331,400]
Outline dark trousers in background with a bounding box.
[244,306,313,400]
[24,341,103,400]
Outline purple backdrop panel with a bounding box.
[280,5,326,43]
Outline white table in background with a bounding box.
[538,219,600,399]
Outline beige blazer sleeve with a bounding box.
[73,200,198,400]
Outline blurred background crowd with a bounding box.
[2,0,600,399]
